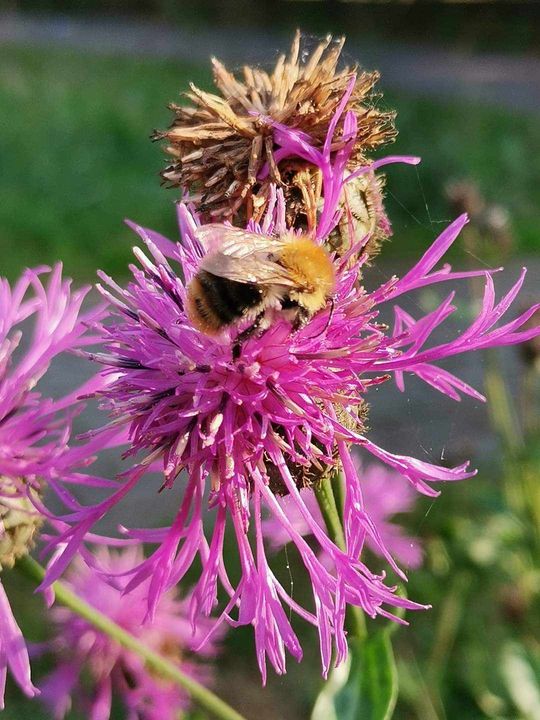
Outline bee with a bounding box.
[186,224,335,340]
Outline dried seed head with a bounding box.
[0,477,42,570]
[156,32,395,226]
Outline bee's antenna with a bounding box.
[305,298,335,341]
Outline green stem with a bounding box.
[17,555,246,720]
[331,470,346,526]
[315,475,346,551]
[427,571,471,691]
[314,475,367,641]
[521,366,539,438]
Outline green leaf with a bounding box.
[312,630,398,720]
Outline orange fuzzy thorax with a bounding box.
[279,238,335,313]
[186,276,222,335]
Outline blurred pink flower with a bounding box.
[39,547,220,720]
[42,83,540,682]
[0,580,36,708]
[0,265,101,705]
[264,460,423,569]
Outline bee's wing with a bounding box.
[195,224,278,256]
[196,224,296,286]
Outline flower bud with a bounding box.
[0,477,42,571]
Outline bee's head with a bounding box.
[279,238,336,314]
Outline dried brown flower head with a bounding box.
[155,31,395,239]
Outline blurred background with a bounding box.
[1,2,539,719]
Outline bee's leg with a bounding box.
[291,306,310,332]
[232,311,266,360]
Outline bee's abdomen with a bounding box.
[187,271,262,334]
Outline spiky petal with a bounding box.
[264,460,423,569]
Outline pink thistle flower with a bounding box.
[263,460,423,570]
[0,265,103,482]
[0,265,102,704]
[42,85,540,682]
[39,547,220,720]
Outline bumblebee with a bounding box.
[186,224,335,337]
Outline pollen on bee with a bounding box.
[278,238,336,308]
